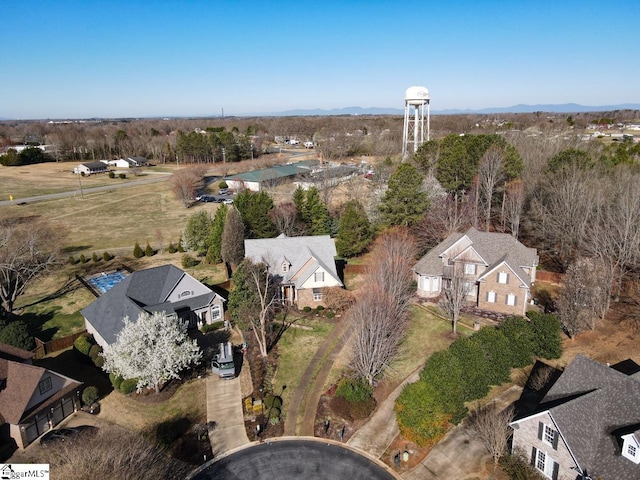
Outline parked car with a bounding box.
[219,188,229,195]
[222,198,233,204]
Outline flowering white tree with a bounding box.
[101,311,202,393]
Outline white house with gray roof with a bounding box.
[244,234,342,309]
[81,265,224,349]
[511,355,640,480]
[413,227,538,316]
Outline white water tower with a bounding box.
[402,86,430,158]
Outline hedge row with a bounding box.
[395,312,562,446]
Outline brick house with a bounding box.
[244,234,343,309]
[413,227,538,316]
[510,355,640,479]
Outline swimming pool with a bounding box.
[88,271,127,294]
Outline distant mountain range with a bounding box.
[2,104,640,121]
[263,103,640,116]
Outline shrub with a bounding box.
[82,386,100,406]
[89,344,102,363]
[335,377,373,403]
[181,254,199,268]
[133,242,143,258]
[395,381,451,446]
[102,251,112,261]
[0,321,34,351]
[167,242,177,254]
[108,171,115,179]
[109,373,124,390]
[92,252,99,262]
[93,354,105,369]
[418,350,467,423]
[74,335,93,356]
[218,181,228,189]
[316,305,325,312]
[264,395,283,410]
[528,312,562,359]
[177,236,185,252]
[500,451,546,480]
[119,173,126,179]
[120,378,138,394]
[144,242,154,257]
[303,306,312,312]
[79,253,87,263]
[201,321,224,333]
[326,311,335,319]
[68,255,77,265]
[269,406,281,420]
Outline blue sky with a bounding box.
[1,0,638,119]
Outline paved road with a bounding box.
[0,174,169,207]
[189,438,400,480]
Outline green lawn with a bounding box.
[272,315,335,411]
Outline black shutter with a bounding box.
[538,422,544,440]
[531,446,537,466]
[552,431,559,450]
[552,461,559,480]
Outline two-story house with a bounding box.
[244,234,343,309]
[510,355,640,480]
[0,343,82,449]
[81,265,225,349]
[413,227,538,316]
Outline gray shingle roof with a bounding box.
[540,355,640,479]
[413,228,538,284]
[81,265,218,345]
[244,234,342,287]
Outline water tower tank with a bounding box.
[405,86,430,105]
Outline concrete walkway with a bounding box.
[347,369,420,458]
[206,375,250,457]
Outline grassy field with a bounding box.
[271,315,335,411]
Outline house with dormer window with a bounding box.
[244,234,343,309]
[510,355,640,480]
[413,227,538,316]
[81,265,225,349]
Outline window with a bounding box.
[180,290,192,298]
[38,377,52,395]
[487,291,496,303]
[200,311,208,324]
[498,272,508,284]
[464,263,476,275]
[543,425,555,445]
[313,288,322,301]
[282,262,289,272]
[212,305,221,320]
[628,444,637,457]
[432,277,440,292]
[506,294,516,306]
[314,271,324,283]
[535,450,556,478]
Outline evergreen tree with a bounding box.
[206,204,228,263]
[378,163,429,227]
[293,186,307,225]
[234,190,276,239]
[305,187,331,235]
[182,210,213,255]
[133,242,144,258]
[336,200,373,258]
[144,242,154,257]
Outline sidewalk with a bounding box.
[347,369,420,458]
[206,375,250,457]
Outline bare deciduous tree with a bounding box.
[503,179,525,238]
[269,201,306,236]
[349,228,417,385]
[478,146,504,231]
[0,219,61,316]
[439,262,473,335]
[467,403,515,464]
[557,258,599,338]
[221,206,245,271]
[168,165,207,208]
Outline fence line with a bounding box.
[33,330,88,359]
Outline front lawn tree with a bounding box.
[0,219,60,317]
[440,262,473,335]
[221,206,245,270]
[101,311,202,393]
[228,260,278,357]
[467,403,515,464]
